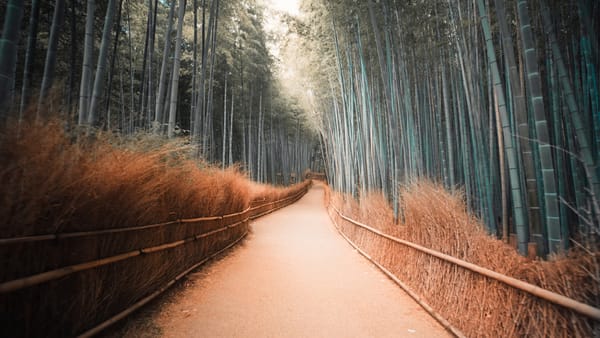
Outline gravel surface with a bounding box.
[123,184,450,338]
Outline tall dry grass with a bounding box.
[328,181,599,337]
[0,116,310,336]
[0,120,250,238]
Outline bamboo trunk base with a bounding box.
[509,234,517,249]
[528,242,538,259]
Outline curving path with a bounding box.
[139,184,450,337]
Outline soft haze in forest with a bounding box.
[269,0,300,15]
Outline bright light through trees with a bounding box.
[268,0,300,15]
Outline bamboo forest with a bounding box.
[294,0,599,258]
[0,0,599,336]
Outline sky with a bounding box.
[268,0,300,16]
[264,0,301,61]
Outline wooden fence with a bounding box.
[327,199,600,337]
[0,182,310,337]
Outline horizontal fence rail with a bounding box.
[0,187,308,292]
[0,208,252,246]
[0,182,310,336]
[329,204,600,322]
[0,182,312,247]
[0,219,247,294]
[78,229,249,338]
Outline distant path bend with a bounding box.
[149,184,450,337]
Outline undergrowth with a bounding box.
[0,117,303,237]
[0,116,309,336]
[327,181,599,337]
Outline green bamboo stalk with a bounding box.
[37,0,66,114]
[581,37,599,172]
[540,0,600,226]
[88,0,117,126]
[19,0,40,119]
[477,0,529,255]
[0,0,24,112]
[167,0,187,138]
[494,0,542,244]
[517,0,561,254]
[547,51,569,249]
[155,0,176,132]
[441,57,456,190]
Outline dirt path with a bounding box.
[139,185,450,337]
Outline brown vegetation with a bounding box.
[0,117,310,336]
[327,181,599,337]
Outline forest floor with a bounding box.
[108,184,449,337]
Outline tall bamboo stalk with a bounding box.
[167,0,187,138]
[155,0,176,132]
[19,0,40,119]
[516,0,562,254]
[88,0,117,126]
[477,0,528,254]
[0,0,24,112]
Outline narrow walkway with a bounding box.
[149,185,450,337]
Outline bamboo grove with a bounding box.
[295,0,599,257]
[0,0,318,185]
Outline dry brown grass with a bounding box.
[0,120,251,238]
[0,116,310,336]
[248,179,310,204]
[328,181,599,337]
